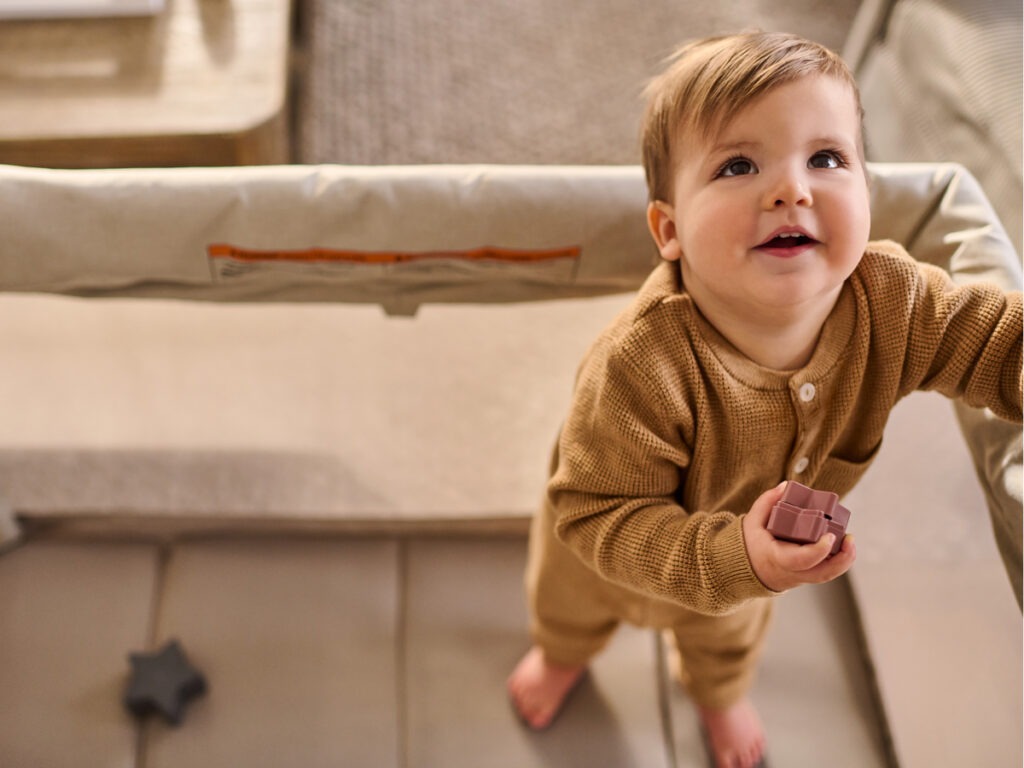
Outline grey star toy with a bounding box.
[124,640,207,725]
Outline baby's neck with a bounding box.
[727,320,823,370]
[697,292,840,371]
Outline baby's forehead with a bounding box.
[672,76,864,157]
[703,75,858,136]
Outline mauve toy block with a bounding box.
[766,481,851,556]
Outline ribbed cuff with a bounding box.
[714,514,780,605]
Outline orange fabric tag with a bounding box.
[207,244,581,264]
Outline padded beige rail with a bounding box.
[0,164,656,314]
[1,163,1018,309]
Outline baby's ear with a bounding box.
[646,201,682,261]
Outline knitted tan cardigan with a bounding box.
[550,240,1023,615]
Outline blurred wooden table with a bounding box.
[0,0,292,168]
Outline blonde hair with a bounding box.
[641,32,863,202]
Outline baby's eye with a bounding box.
[808,151,846,169]
[717,157,757,177]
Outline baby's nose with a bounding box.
[764,174,813,208]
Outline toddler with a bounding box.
[507,31,1022,768]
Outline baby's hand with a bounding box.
[742,481,856,592]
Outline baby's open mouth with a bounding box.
[759,232,817,249]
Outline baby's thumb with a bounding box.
[747,481,789,525]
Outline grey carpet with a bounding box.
[295,0,861,165]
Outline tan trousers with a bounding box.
[526,496,774,710]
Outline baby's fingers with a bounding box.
[792,535,857,585]
[775,533,836,572]
[819,535,857,580]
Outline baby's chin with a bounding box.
[744,269,848,311]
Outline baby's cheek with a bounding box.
[698,206,753,252]
[845,191,871,247]
[824,198,870,266]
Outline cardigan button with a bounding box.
[794,457,810,473]
[798,382,817,402]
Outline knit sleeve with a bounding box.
[549,334,775,616]
[895,255,1023,423]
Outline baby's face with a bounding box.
[650,74,870,323]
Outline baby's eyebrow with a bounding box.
[708,139,761,155]
[810,135,856,148]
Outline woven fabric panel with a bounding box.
[296,0,859,166]
[859,0,1023,254]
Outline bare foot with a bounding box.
[506,646,586,729]
[699,698,766,768]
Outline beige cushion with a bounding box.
[0,542,158,767]
[665,578,889,767]
[403,537,670,765]
[141,539,401,767]
[843,391,1022,766]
